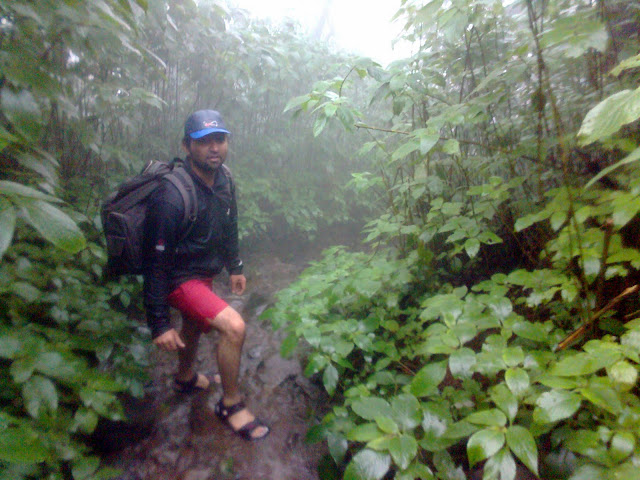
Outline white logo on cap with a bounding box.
[203,121,218,127]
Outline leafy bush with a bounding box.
[0,234,149,479]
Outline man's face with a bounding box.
[186,132,228,173]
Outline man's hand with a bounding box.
[153,328,185,351]
[230,274,246,295]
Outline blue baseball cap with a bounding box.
[184,110,231,139]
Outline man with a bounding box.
[142,110,269,441]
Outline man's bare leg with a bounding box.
[209,306,268,438]
[175,316,209,389]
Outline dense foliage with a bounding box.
[0,0,368,478]
[267,0,640,479]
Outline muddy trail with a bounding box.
[99,253,331,480]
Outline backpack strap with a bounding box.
[165,167,198,241]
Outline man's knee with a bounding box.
[211,307,245,344]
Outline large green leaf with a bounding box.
[467,428,505,467]
[21,375,58,418]
[20,200,86,253]
[505,368,530,397]
[0,197,16,260]
[0,181,61,202]
[505,425,538,476]
[449,347,476,379]
[0,425,49,463]
[585,146,640,188]
[323,364,339,395]
[465,409,507,427]
[390,394,421,431]
[343,449,390,480]
[409,360,447,397]
[533,390,582,424]
[388,435,418,470]
[540,14,607,58]
[578,88,640,145]
[551,351,620,377]
[352,397,392,421]
[483,448,516,480]
[0,88,43,141]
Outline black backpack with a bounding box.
[101,159,197,278]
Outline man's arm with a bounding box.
[142,182,183,341]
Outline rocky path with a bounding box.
[104,254,330,480]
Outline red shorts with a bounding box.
[167,278,228,333]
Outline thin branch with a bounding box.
[556,285,640,351]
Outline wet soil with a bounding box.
[103,253,330,480]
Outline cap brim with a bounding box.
[189,128,231,139]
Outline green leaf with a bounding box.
[1,88,43,141]
[449,348,476,379]
[388,435,418,470]
[323,364,339,395]
[578,87,640,145]
[564,430,608,464]
[490,384,518,423]
[505,368,530,397]
[512,321,547,343]
[394,461,435,480]
[0,197,16,260]
[347,423,383,442]
[375,416,399,434]
[465,409,507,427]
[607,360,638,391]
[483,448,516,480]
[610,54,640,77]
[409,361,447,397]
[390,394,422,431]
[327,432,348,464]
[609,432,635,463]
[540,13,607,57]
[578,381,622,415]
[0,331,22,359]
[21,375,58,418]
[464,238,480,258]
[533,390,582,424]
[467,428,505,467]
[505,425,538,476]
[0,181,60,202]
[392,139,420,161]
[72,456,100,480]
[0,425,49,463]
[21,200,86,253]
[352,397,392,421]
[313,115,327,137]
[72,408,99,434]
[11,357,36,383]
[343,449,390,480]
[502,347,524,367]
[586,146,640,188]
[550,351,619,377]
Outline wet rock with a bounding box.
[150,447,180,466]
[180,466,216,480]
[258,353,302,388]
[90,393,157,453]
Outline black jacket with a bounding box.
[142,161,243,338]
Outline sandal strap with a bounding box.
[174,373,199,392]
[216,399,246,419]
[237,419,270,441]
